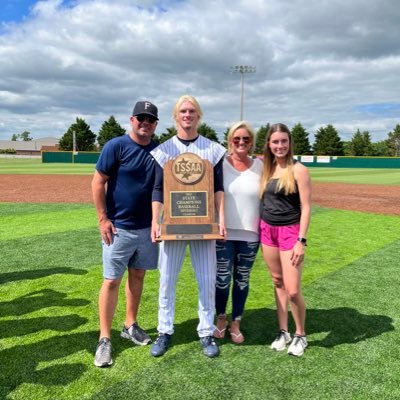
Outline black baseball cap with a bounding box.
[132,101,159,120]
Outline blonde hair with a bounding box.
[172,95,203,128]
[259,123,297,197]
[226,121,256,154]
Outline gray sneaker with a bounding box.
[271,330,292,351]
[287,335,308,357]
[121,322,151,346]
[94,337,113,367]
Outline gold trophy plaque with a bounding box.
[159,152,223,240]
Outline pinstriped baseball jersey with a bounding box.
[151,135,226,168]
[151,134,226,338]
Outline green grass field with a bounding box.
[310,167,400,185]
[1,202,400,399]
[1,157,400,184]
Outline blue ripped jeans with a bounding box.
[215,240,259,320]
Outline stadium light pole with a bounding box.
[72,130,76,163]
[231,65,256,120]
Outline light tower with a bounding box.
[231,65,256,120]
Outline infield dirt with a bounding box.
[0,174,399,215]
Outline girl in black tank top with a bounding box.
[259,123,312,357]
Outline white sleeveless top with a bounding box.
[223,156,263,241]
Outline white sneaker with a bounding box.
[270,330,292,351]
[287,335,308,356]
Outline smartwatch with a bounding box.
[298,237,307,246]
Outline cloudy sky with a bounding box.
[0,0,399,143]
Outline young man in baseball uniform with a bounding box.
[150,95,226,358]
[92,101,159,367]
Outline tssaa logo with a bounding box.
[172,153,205,184]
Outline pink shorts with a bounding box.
[260,220,300,251]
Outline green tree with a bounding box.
[0,148,16,154]
[349,129,373,156]
[97,116,126,149]
[221,127,229,149]
[59,118,96,151]
[386,124,400,156]
[370,140,390,156]
[313,124,344,155]
[343,141,352,156]
[291,123,311,155]
[198,123,219,143]
[157,127,177,144]
[254,124,270,154]
[349,130,364,156]
[20,131,33,141]
[10,131,33,141]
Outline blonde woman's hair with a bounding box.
[226,121,256,154]
[172,95,203,128]
[259,123,297,197]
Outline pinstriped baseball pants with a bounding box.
[157,240,217,337]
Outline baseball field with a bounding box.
[1,158,399,399]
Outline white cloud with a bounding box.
[0,0,399,142]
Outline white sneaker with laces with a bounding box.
[270,330,292,351]
[287,335,308,356]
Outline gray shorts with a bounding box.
[102,227,158,279]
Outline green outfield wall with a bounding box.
[42,151,400,168]
[294,155,400,168]
[42,151,100,163]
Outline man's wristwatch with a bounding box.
[298,237,307,246]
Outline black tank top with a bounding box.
[261,178,301,226]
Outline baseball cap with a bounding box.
[132,101,159,120]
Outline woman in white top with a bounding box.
[214,121,263,344]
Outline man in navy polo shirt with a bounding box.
[92,101,159,367]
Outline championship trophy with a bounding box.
[158,152,223,240]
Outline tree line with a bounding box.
[11,116,400,156]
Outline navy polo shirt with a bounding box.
[96,134,157,229]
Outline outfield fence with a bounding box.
[294,155,400,168]
[41,151,400,168]
[42,151,100,163]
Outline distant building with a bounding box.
[0,137,59,155]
